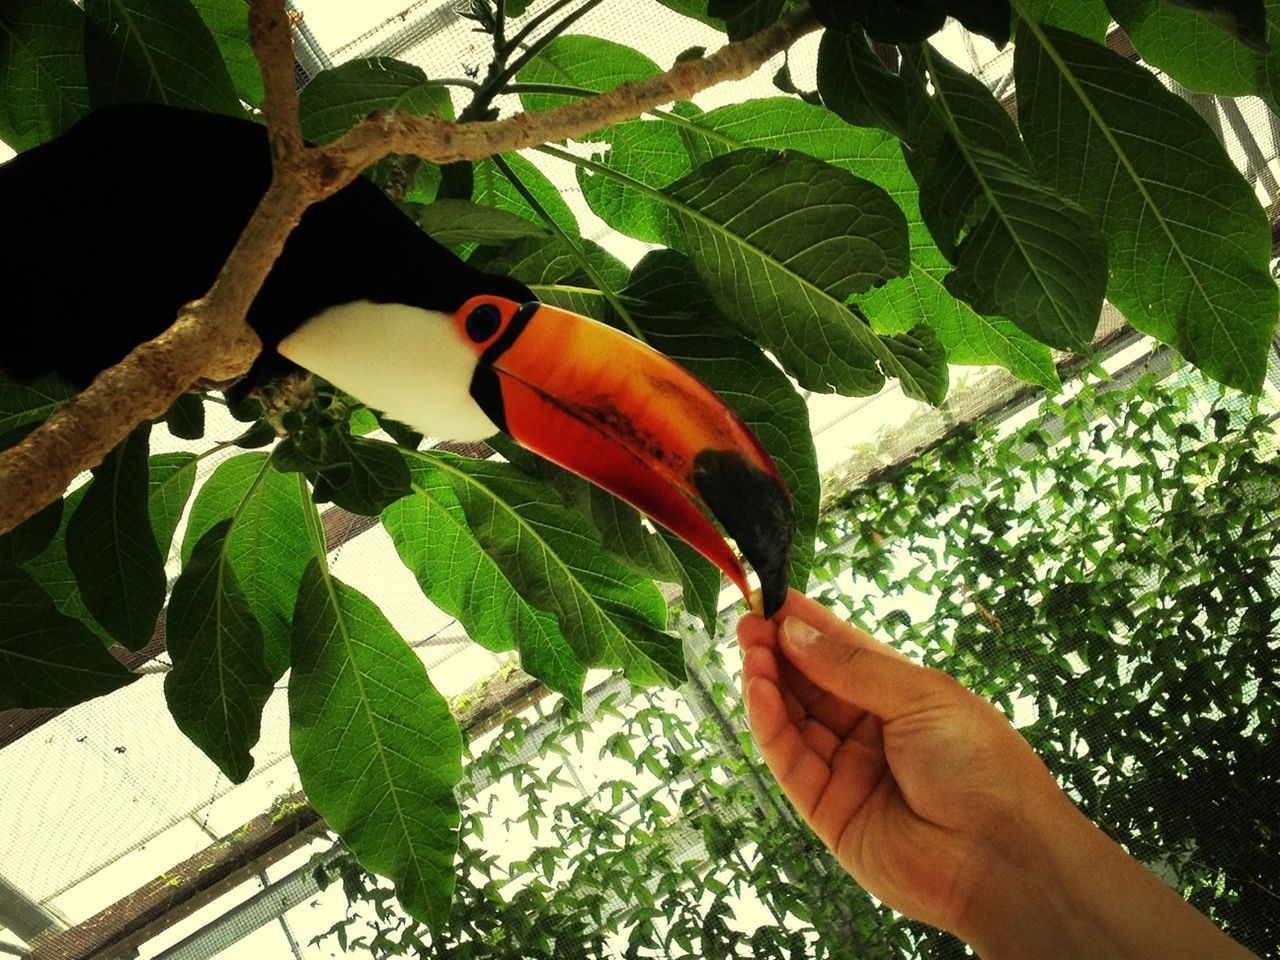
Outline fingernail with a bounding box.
[747,588,764,617]
[781,617,823,650]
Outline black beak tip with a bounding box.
[692,450,795,619]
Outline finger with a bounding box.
[770,590,912,664]
[744,674,832,818]
[743,645,807,724]
[779,616,957,723]
[736,611,777,651]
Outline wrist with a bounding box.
[955,789,1253,959]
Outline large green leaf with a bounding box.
[555,97,1047,387]
[414,199,547,246]
[473,152,580,239]
[405,450,686,687]
[0,499,62,565]
[83,0,241,115]
[0,0,89,150]
[1017,0,1111,38]
[0,376,73,437]
[298,57,454,144]
[1014,21,1278,391]
[19,487,111,644]
[383,458,588,703]
[517,34,660,120]
[663,147,950,402]
[817,28,911,140]
[709,0,788,39]
[148,451,198,556]
[684,100,1056,387]
[165,519,274,782]
[1105,0,1271,101]
[488,432,723,634]
[182,453,315,677]
[577,119,689,245]
[66,426,165,650]
[904,46,1107,354]
[623,249,820,594]
[289,559,463,931]
[0,561,136,709]
[191,0,263,106]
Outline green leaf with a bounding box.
[577,119,690,246]
[311,435,413,516]
[487,431,721,633]
[676,98,1057,386]
[414,199,547,246]
[623,249,820,593]
[0,376,73,437]
[906,46,1107,353]
[1017,0,1111,38]
[20,487,110,644]
[165,393,205,440]
[0,0,89,150]
[831,0,946,43]
[1014,22,1278,391]
[383,457,588,703]
[0,498,63,565]
[0,561,136,709]
[1105,0,1271,98]
[517,35,660,119]
[651,0,721,29]
[66,425,165,650]
[407,450,686,686]
[709,0,787,39]
[149,451,198,556]
[183,453,315,677]
[470,235,628,293]
[191,0,263,106]
[665,147,946,400]
[298,57,453,144]
[165,519,274,782]
[289,560,463,931]
[83,0,242,115]
[945,0,1012,45]
[473,152,580,238]
[817,28,910,139]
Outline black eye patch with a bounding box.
[466,303,503,342]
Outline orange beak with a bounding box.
[455,296,794,616]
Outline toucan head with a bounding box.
[277,284,795,616]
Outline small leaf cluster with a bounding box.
[2,0,1279,932]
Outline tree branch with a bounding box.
[0,2,821,537]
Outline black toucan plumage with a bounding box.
[0,103,794,614]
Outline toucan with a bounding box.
[0,103,794,615]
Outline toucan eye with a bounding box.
[465,303,503,343]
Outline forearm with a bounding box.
[957,793,1254,959]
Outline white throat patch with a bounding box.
[278,300,500,442]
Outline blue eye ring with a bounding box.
[465,302,503,343]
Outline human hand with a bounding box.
[738,589,1068,936]
[738,590,1254,958]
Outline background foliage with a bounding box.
[1,0,1278,929]
[310,362,1280,957]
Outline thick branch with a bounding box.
[0,3,821,536]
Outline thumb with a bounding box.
[779,616,953,722]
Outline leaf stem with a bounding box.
[492,153,646,342]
